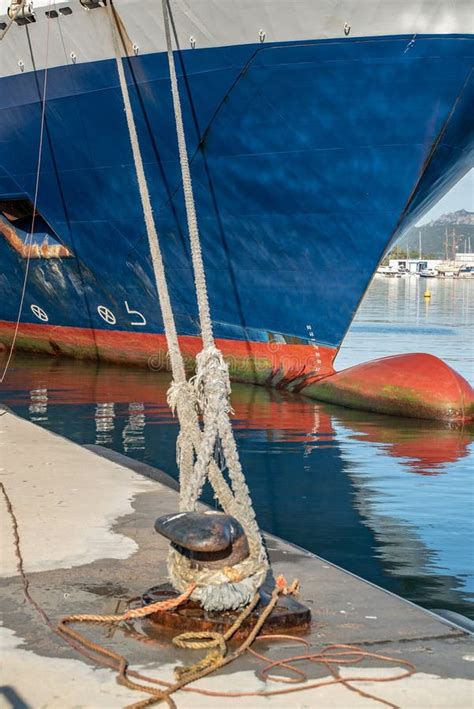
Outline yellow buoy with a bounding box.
[424,289,431,299]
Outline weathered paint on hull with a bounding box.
[0,320,335,389]
[1,36,473,357]
[303,353,474,422]
[2,322,473,422]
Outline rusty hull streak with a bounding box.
[0,219,72,259]
[110,0,135,57]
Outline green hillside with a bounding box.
[389,210,474,260]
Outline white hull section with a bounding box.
[1,0,473,78]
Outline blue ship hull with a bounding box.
[0,34,473,384]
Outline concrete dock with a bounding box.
[1,409,473,708]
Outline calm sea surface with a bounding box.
[1,276,473,618]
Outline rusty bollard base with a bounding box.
[138,578,311,640]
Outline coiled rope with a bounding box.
[107,0,268,611]
[0,480,416,709]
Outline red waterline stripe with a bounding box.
[0,320,336,387]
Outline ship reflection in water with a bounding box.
[1,352,473,619]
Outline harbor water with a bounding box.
[1,276,473,618]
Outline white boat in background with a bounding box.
[376,266,409,278]
[435,262,464,278]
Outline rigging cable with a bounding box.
[0,2,53,382]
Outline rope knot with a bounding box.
[193,346,232,414]
[275,575,300,596]
[167,379,196,415]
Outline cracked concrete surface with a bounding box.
[1,411,473,708]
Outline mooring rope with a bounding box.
[160,0,213,351]
[108,0,267,610]
[161,0,268,607]
[0,1,53,382]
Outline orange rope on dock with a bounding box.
[105,631,415,709]
[57,584,198,708]
[59,584,196,625]
[1,479,417,709]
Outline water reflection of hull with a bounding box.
[335,414,474,614]
[329,409,473,615]
[1,353,473,616]
[323,405,472,475]
[1,353,471,463]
